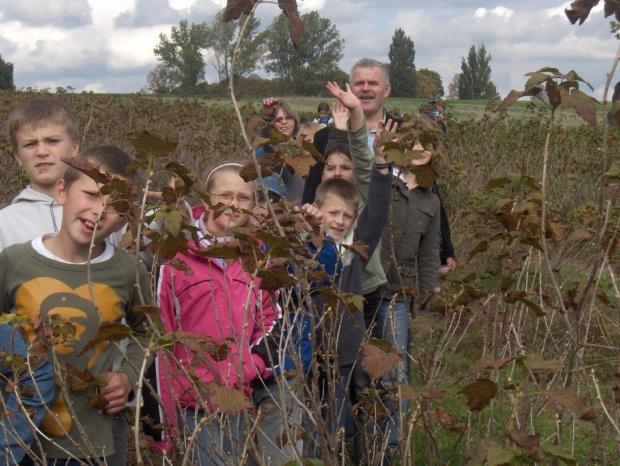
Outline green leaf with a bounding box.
[520,298,545,317]
[154,206,186,237]
[519,354,563,371]
[257,265,296,292]
[540,444,577,466]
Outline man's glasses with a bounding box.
[209,192,254,206]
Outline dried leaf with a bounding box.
[223,0,257,22]
[410,314,446,340]
[78,322,134,356]
[283,151,316,179]
[507,430,541,458]
[542,386,597,422]
[87,393,109,410]
[257,265,295,292]
[341,240,369,262]
[360,343,404,380]
[458,378,498,411]
[154,206,186,237]
[65,364,94,393]
[560,87,598,127]
[127,130,178,159]
[278,0,304,47]
[207,384,252,415]
[456,356,517,383]
[410,385,447,401]
[436,406,466,433]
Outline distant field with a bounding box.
[177,95,599,125]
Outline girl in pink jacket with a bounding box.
[156,163,278,465]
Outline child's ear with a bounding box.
[55,179,68,205]
[71,141,80,157]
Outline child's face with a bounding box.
[55,172,127,253]
[317,194,357,241]
[205,171,255,234]
[274,109,295,137]
[410,141,433,166]
[318,110,328,117]
[322,152,355,185]
[13,122,79,197]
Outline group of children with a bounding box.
[0,81,448,465]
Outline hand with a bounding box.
[262,97,279,119]
[373,119,399,165]
[294,204,324,233]
[445,257,457,270]
[100,372,132,414]
[326,81,362,111]
[146,176,177,201]
[331,101,350,131]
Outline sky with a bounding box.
[0,0,617,99]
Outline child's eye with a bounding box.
[238,196,254,205]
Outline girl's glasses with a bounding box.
[210,193,254,206]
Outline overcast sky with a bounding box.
[0,0,617,99]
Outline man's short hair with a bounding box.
[350,58,390,85]
[64,145,140,189]
[315,177,359,213]
[7,98,79,150]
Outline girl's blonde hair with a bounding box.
[205,163,244,192]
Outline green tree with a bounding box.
[261,11,345,95]
[0,54,15,91]
[416,68,444,98]
[153,20,209,94]
[143,64,176,94]
[387,28,416,97]
[458,43,499,100]
[205,10,263,82]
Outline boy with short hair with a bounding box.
[0,146,152,463]
[0,98,80,250]
[299,136,392,460]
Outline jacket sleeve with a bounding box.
[355,165,393,260]
[153,264,181,449]
[248,287,279,379]
[348,121,374,205]
[119,263,154,390]
[417,199,441,296]
[433,181,456,263]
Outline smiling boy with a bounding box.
[0,146,151,462]
[0,98,80,250]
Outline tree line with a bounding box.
[145,11,500,100]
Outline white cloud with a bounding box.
[168,0,197,11]
[82,82,106,93]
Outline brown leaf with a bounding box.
[78,322,134,356]
[496,88,541,113]
[410,314,446,340]
[507,430,541,458]
[127,130,178,159]
[456,356,517,383]
[436,406,466,433]
[341,240,369,262]
[559,87,598,127]
[458,378,498,411]
[360,343,404,380]
[87,393,109,410]
[565,0,599,25]
[28,344,50,369]
[207,384,252,415]
[168,258,194,276]
[282,150,316,178]
[65,364,94,393]
[278,0,305,47]
[410,385,447,401]
[223,0,257,22]
[542,386,597,422]
[257,265,296,292]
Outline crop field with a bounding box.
[0,89,619,464]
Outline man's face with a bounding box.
[14,122,79,197]
[351,66,391,118]
[318,194,357,241]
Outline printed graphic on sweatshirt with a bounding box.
[15,277,122,437]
